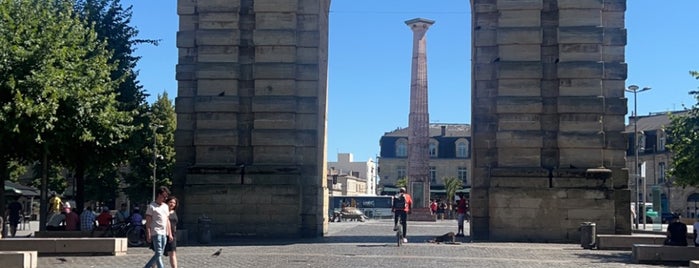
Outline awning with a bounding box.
[4,181,40,197]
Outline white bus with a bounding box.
[330,196,394,219]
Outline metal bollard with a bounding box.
[198,215,212,244]
[579,222,596,249]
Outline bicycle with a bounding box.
[394,223,403,247]
[93,221,146,247]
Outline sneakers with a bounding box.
[393,225,399,231]
[402,238,408,243]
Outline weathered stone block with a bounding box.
[602,11,625,28]
[559,44,601,62]
[197,0,240,12]
[497,27,542,44]
[496,0,543,10]
[176,113,195,131]
[603,0,626,12]
[177,0,196,15]
[194,129,238,146]
[497,148,541,167]
[196,30,239,46]
[198,46,239,62]
[602,79,625,98]
[496,131,543,148]
[298,15,319,31]
[297,31,320,47]
[558,132,604,148]
[558,27,603,44]
[474,30,497,46]
[496,96,543,114]
[296,47,319,64]
[253,30,296,46]
[490,176,549,188]
[558,96,604,114]
[199,12,239,30]
[175,96,193,114]
[193,96,240,113]
[604,62,627,80]
[498,79,541,96]
[559,78,601,96]
[253,63,295,79]
[498,114,541,131]
[197,63,240,79]
[254,112,295,129]
[179,15,197,31]
[255,79,295,96]
[603,28,627,45]
[254,0,298,12]
[498,62,542,79]
[198,79,239,96]
[196,112,238,130]
[253,146,297,164]
[194,146,238,165]
[559,9,601,27]
[296,81,319,97]
[296,64,319,80]
[559,148,605,167]
[498,10,541,27]
[295,114,318,130]
[602,45,624,62]
[499,45,541,61]
[558,0,603,9]
[255,46,296,63]
[177,31,195,48]
[178,80,195,97]
[298,0,322,14]
[557,61,603,78]
[256,13,297,30]
[559,114,601,132]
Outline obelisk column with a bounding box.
[405,18,434,208]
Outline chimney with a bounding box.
[441,126,446,136]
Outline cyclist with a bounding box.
[392,187,413,243]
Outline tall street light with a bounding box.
[625,85,651,229]
[151,124,163,202]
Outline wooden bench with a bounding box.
[34,230,107,238]
[596,234,666,250]
[0,251,37,268]
[0,238,127,256]
[632,244,699,264]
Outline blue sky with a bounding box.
[123,0,699,163]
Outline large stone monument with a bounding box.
[405,18,434,208]
[174,0,330,237]
[470,0,631,242]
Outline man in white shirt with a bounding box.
[143,186,172,268]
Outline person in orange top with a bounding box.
[392,187,413,243]
[96,207,113,231]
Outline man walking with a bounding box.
[392,187,413,243]
[144,186,173,268]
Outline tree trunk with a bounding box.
[39,144,48,231]
[0,158,8,237]
[75,160,85,214]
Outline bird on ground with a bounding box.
[212,248,222,257]
[57,257,68,263]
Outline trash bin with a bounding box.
[198,215,212,244]
[579,222,596,249]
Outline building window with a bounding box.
[429,166,437,183]
[658,162,666,184]
[397,166,406,181]
[458,167,468,185]
[456,141,468,158]
[396,139,407,157]
[429,140,438,157]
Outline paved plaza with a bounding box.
[2,219,679,267]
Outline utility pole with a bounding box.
[625,85,651,230]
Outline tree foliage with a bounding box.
[667,71,699,186]
[123,93,176,204]
[443,177,462,204]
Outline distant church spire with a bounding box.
[405,18,434,208]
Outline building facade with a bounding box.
[625,111,699,220]
[378,124,471,196]
[326,153,376,195]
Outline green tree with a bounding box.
[395,177,408,188]
[443,176,462,217]
[124,93,176,204]
[0,0,116,229]
[667,71,699,186]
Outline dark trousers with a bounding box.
[394,210,407,238]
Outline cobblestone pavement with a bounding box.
[32,219,677,268]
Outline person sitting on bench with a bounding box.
[664,214,687,246]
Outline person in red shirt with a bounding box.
[430,199,437,215]
[455,193,468,237]
[392,187,413,243]
[63,206,80,231]
[96,207,113,231]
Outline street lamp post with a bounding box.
[625,85,651,230]
[151,124,163,202]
